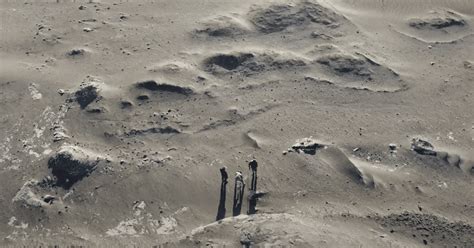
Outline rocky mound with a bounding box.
[147,61,192,74]
[178,214,315,247]
[203,51,307,76]
[314,52,406,92]
[316,53,398,79]
[48,145,105,189]
[409,10,467,30]
[249,1,341,33]
[317,54,369,76]
[194,15,252,37]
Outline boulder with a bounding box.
[48,145,104,189]
[411,138,436,156]
[74,82,101,109]
[290,137,327,155]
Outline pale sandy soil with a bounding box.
[0,0,473,247]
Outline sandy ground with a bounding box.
[0,0,473,247]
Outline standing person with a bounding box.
[247,160,258,215]
[233,171,245,216]
[216,167,228,221]
[220,166,228,185]
[248,160,258,191]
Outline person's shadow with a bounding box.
[247,191,257,215]
[233,179,244,216]
[247,167,258,215]
[216,180,227,221]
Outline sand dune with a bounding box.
[0,0,473,247]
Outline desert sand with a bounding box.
[0,0,473,247]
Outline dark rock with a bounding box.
[48,145,104,189]
[411,138,436,156]
[67,49,85,57]
[120,100,133,109]
[74,83,100,109]
[42,195,56,204]
[290,138,327,155]
[85,106,106,114]
[136,94,149,100]
[389,143,398,151]
[136,80,194,96]
[126,126,181,136]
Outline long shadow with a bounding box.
[250,169,257,191]
[215,181,227,221]
[247,161,259,214]
[247,191,257,215]
[247,169,258,215]
[233,178,245,216]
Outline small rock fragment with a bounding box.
[67,49,85,57]
[389,143,397,151]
